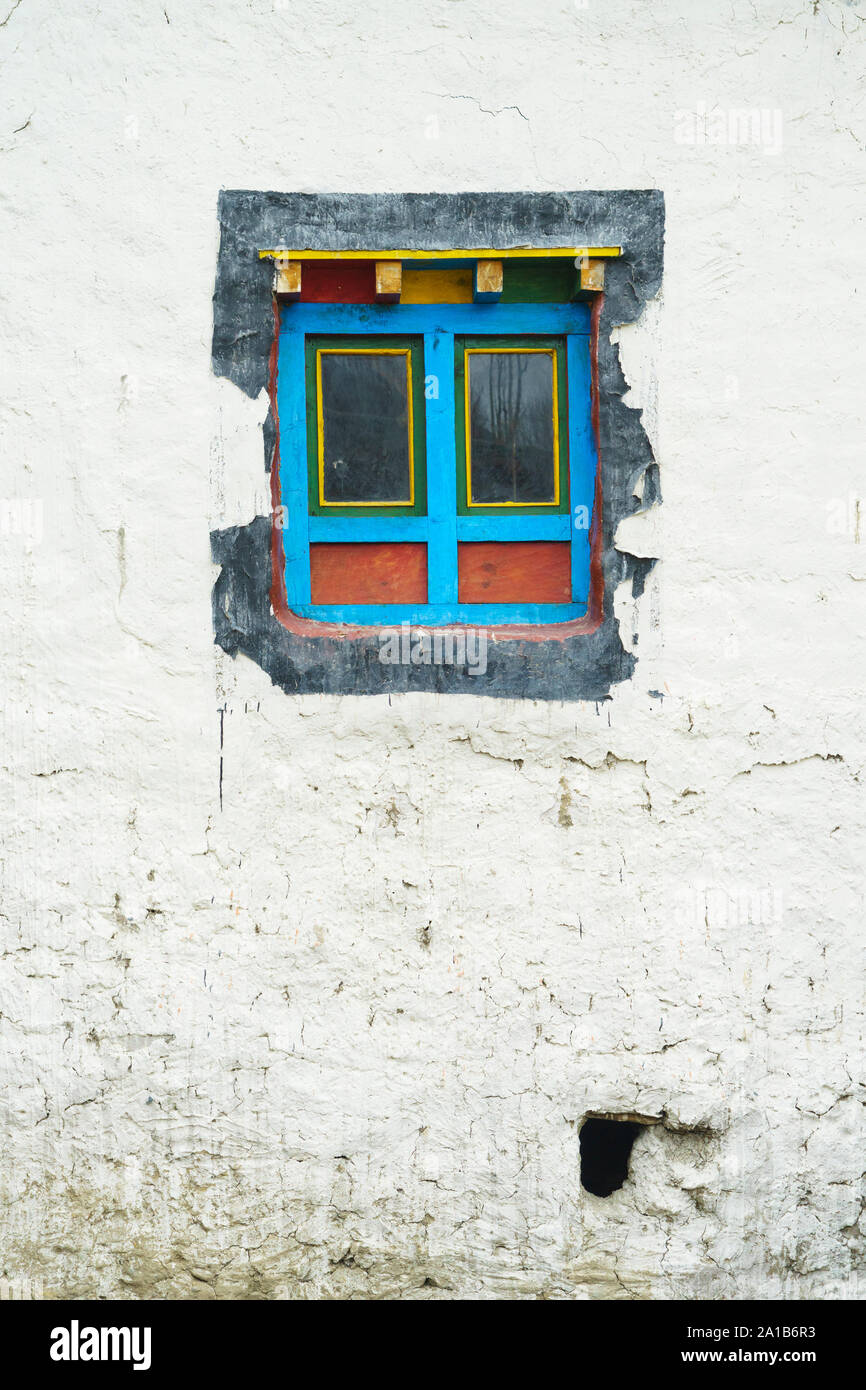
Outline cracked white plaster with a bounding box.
[0,0,865,1303]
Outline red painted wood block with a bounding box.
[300,260,376,303]
[458,541,572,603]
[310,543,428,604]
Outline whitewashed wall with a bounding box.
[1,0,863,1299]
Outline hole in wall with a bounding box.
[579,1117,643,1197]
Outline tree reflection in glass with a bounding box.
[468,351,556,504]
[320,351,412,503]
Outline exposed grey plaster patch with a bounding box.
[210,191,663,700]
[630,558,656,600]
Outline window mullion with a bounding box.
[423,330,458,605]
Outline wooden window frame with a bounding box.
[305,335,427,517]
[277,301,597,628]
[455,335,569,515]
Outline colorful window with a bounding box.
[271,251,610,628]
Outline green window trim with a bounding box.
[455,335,570,516]
[304,334,428,517]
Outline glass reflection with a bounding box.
[468,351,556,504]
[320,352,412,503]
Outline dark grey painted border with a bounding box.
[210,191,663,701]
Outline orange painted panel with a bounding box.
[458,541,571,603]
[310,543,427,604]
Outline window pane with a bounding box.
[468,351,556,504]
[320,352,412,503]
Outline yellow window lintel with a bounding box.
[259,246,621,261]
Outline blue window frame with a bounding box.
[276,301,597,627]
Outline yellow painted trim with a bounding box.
[401,266,473,304]
[316,348,415,508]
[259,246,621,261]
[464,347,560,509]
